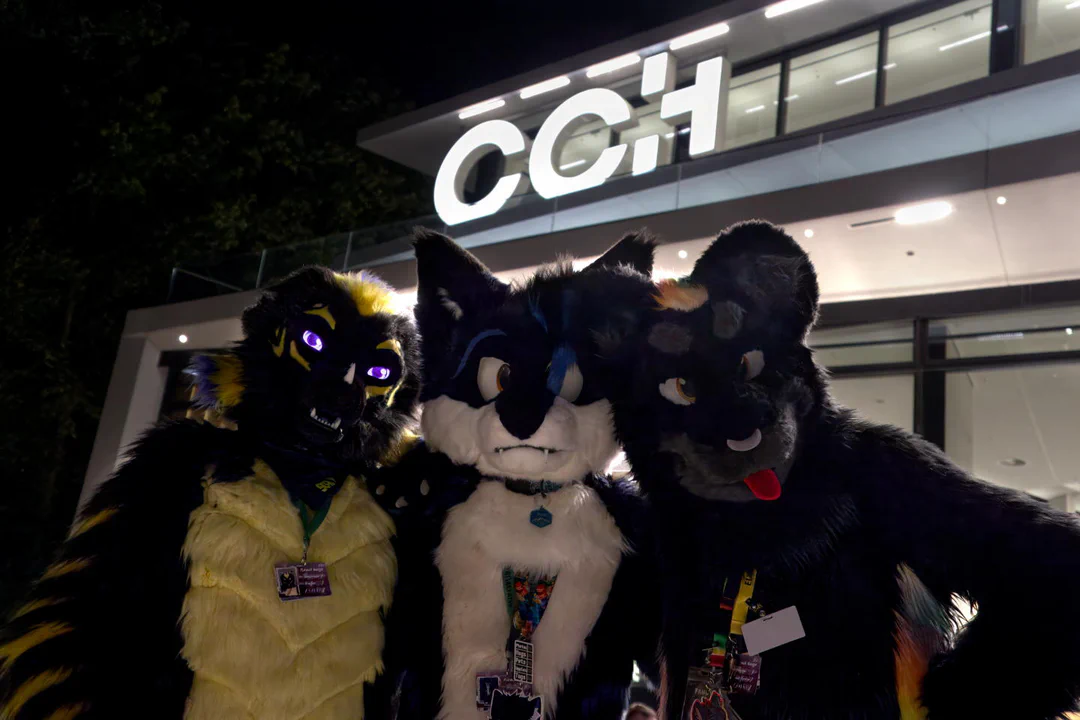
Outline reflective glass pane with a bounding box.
[830,375,915,431]
[809,320,914,367]
[557,118,612,178]
[886,0,992,105]
[1024,0,1080,64]
[786,33,879,133]
[945,364,1080,499]
[725,64,781,149]
[615,102,676,176]
[930,306,1080,359]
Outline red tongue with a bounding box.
[744,469,782,501]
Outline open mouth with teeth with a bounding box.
[308,407,343,431]
[493,444,561,457]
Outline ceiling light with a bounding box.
[669,22,731,51]
[804,229,814,238]
[678,127,690,135]
[1067,0,1080,9]
[883,63,897,70]
[765,0,828,19]
[520,76,571,99]
[996,196,1007,205]
[664,132,675,139]
[835,69,876,85]
[996,24,1010,32]
[559,158,587,170]
[895,200,953,225]
[939,31,991,52]
[678,250,689,259]
[178,334,189,344]
[785,93,800,101]
[1067,328,1074,336]
[586,53,641,78]
[745,104,767,114]
[458,98,506,120]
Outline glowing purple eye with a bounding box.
[367,366,392,381]
[302,330,323,352]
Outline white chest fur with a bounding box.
[435,481,627,720]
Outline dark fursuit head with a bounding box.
[414,228,655,483]
[599,221,1080,720]
[191,265,420,467]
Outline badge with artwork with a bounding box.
[274,562,332,601]
[489,688,542,720]
[683,667,744,720]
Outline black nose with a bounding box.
[495,384,555,440]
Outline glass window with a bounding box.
[885,0,992,105]
[809,320,914,367]
[945,364,1080,500]
[615,101,676,176]
[1024,0,1080,64]
[556,118,613,178]
[830,375,915,431]
[930,306,1080,359]
[785,33,880,133]
[725,64,781,150]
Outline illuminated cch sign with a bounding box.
[435,53,731,226]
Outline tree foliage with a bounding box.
[0,0,431,612]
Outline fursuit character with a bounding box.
[0,266,421,720]
[375,230,659,720]
[599,222,1080,720]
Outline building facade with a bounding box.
[85,0,1080,515]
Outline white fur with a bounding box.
[435,481,627,720]
[421,396,619,483]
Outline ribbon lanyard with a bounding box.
[706,570,758,668]
[293,498,332,565]
[502,568,557,685]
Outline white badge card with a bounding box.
[741,606,805,656]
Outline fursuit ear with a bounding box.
[240,265,335,339]
[412,228,508,365]
[189,353,244,411]
[585,230,655,276]
[690,221,819,339]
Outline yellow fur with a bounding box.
[653,279,709,311]
[271,327,287,357]
[334,273,394,318]
[0,622,73,672]
[10,598,65,620]
[68,507,118,539]
[289,341,311,371]
[210,354,245,408]
[379,431,419,467]
[39,559,91,582]
[304,305,337,330]
[1,668,71,719]
[43,703,87,720]
[181,462,395,720]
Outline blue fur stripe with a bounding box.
[451,329,507,379]
[547,345,577,395]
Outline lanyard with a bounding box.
[292,498,332,564]
[706,570,758,668]
[502,568,557,646]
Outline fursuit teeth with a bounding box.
[894,564,952,720]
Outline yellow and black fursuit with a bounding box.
[0,266,421,720]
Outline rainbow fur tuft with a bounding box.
[653,279,709,311]
[894,564,951,720]
[189,354,245,411]
[334,271,395,317]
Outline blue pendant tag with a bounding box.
[529,507,552,528]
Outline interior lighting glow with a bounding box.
[883,63,898,70]
[996,196,1007,205]
[178,334,189,344]
[458,99,506,120]
[894,200,953,225]
[678,250,689,259]
[1067,1,1080,10]
[804,229,814,238]
[1067,327,1075,336]
[669,22,731,51]
[559,159,587,170]
[586,54,641,78]
[765,0,828,19]
[520,76,571,99]
[939,31,991,52]
[745,104,767,114]
[835,69,876,85]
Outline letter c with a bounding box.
[434,120,529,226]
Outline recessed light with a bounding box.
[835,69,876,86]
[678,250,688,259]
[996,196,1007,205]
[803,229,814,238]
[178,334,189,344]
[895,200,953,225]
[585,53,641,78]
[939,31,991,52]
[765,0,828,19]
[745,105,767,114]
[669,22,730,51]
[559,158,587,170]
[458,98,506,120]
[519,76,571,100]
[1067,328,1074,336]
[1000,457,1027,467]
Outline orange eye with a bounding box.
[659,377,696,406]
[676,378,696,402]
[496,363,511,392]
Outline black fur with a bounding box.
[0,266,421,719]
[602,221,1080,719]
[372,230,661,719]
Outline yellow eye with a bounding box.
[659,377,696,406]
[496,363,511,392]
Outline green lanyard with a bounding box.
[292,498,332,564]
